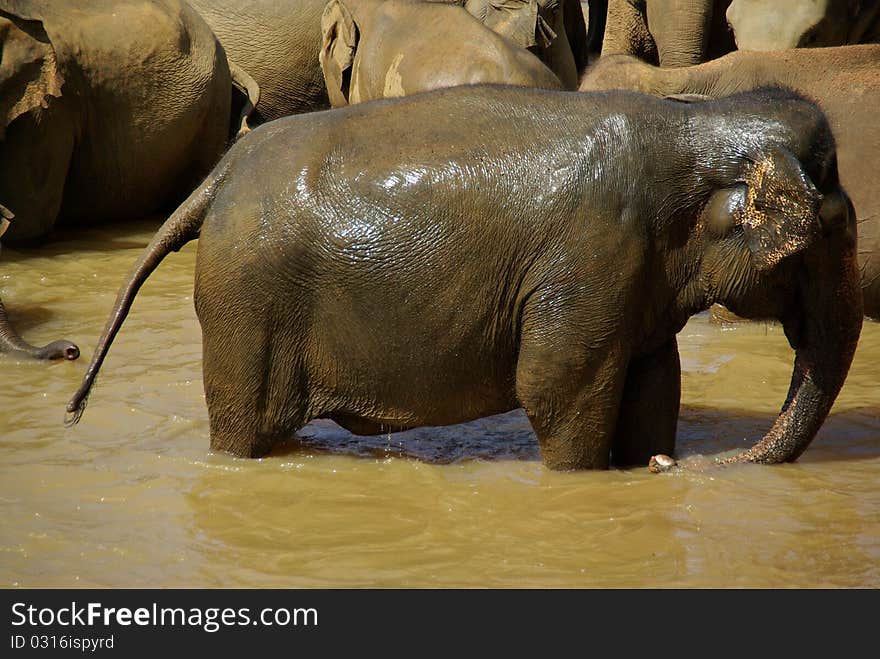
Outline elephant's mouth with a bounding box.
[0,217,9,238]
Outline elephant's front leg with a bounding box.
[611,338,681,466]
[516,333,629,470]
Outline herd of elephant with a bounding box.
[2,0,878,471]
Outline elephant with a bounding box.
[188,0,589,122]
[599,0,735,67]
[185,0,331,122]
[726,0,880,51]
[0,0,255,244]
[67,85,862,471]
[458,0,589,88]
[0,204,78,360]
[320,0,564,106]
[579,45,880,319]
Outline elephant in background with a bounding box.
[727,0,880,51]
[0,0,253,244]
[320,0,563,106]
[599,0,735,67]
[69,86,861,471]
[186,0,331,122]
[580,44,880,319]
[459,0,589,88]
[189,0,589,122]
[0,0,257,361]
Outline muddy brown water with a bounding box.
[1,218,878,588]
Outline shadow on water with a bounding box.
[0,216,165,260]
[266,404,880,467]
[1,304,66,334]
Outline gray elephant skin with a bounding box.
[580,44,880,319]
[320,0,564,106]
[185,0,331,121]
[68,86,862,470]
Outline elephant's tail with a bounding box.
[228,58,261,140]
[65,165,229,426]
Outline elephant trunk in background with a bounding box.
[0,297,79,360]
[645,0,714,67]
[0,204,78,360]
[721,196,863,465]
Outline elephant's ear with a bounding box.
[466,0,557,50]
[227,59,260,140]
[726,149,823,271]
[320,0,359,108]
[0,11,64,139]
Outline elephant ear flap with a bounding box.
[320,0,359,108]
[740,148,823,271]
[467,0,555,50]
[0,12,64,139]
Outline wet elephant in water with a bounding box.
[69,86,861,471]
[580,45,880,319]
[320,0,564,106]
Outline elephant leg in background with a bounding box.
[611,338,680,466]
[0,108,74,244]
[515,302,628,470]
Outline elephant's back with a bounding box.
[55,0,231,223]
[187,0,330,120]
[357,2,563,97]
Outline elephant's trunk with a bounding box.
[0,297,79,360]
[721,203,863,465]
[645,0,714,68]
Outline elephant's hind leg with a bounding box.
[200,311,310,458]
[611,338,680,466]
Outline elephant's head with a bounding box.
[0,7,63,140]
[678,90,862,465]
[463,0,587,87]
[726,0,877,50]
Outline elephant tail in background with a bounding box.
[228,59,260,140]
[65,163,230,425]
